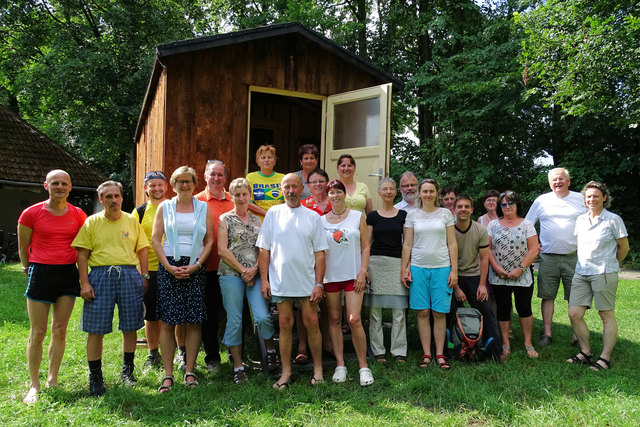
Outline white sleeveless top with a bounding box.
[163,212,203,258]
[322,210,362,283]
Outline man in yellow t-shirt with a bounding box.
[132,171,168,370]
[72,181,149,397]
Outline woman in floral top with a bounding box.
[487,190,539,359]
[218,178,278,384]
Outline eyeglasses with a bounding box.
[500,201,516,207]
[176,180,194,185]
[309,180,327,185]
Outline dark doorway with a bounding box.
[248,92,323,173]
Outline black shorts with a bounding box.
[25,263,80,304]
[143,270,159,321]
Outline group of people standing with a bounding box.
[18,148,629,402]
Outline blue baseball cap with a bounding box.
[144,171,168,183]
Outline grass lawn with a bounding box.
[1,262,639,426]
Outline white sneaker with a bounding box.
[359,367,374,386]
[332,366,347,383]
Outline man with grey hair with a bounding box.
[195,160,235,373]
[394,171,418,211]
[525,167,586,347]
[72,181,150,396]
[257,173,328,389]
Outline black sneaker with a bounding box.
[120,363,137,387]
[143,353,162,371]
[89,370,106,396]
[266,352,280,373]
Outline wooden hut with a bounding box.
[134,22,402,205]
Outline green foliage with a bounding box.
[0,0,203,188]
[1,0,638,239]
[518,0,640,125]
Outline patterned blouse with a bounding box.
[217,211,262,277]
[487,218,537,287]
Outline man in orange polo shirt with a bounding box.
[195,160,234,372]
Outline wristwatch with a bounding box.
[141,273,151,280]
[518,265,526,272]
[315,283,324,290]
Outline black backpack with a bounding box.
[449,307,484,361]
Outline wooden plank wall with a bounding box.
[155,32,384,193]
[135,68,167,205]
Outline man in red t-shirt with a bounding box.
[194,160,234,372]
[17,170,87,404]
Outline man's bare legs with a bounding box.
[145,319,161,353]
[274,301,295,387]
[25,300,49,403]
[541,298,554,337]
[299,298,323,382]
[24,296,76,404]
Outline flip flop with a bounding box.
[525,346,538,358]
[294,353,309,365]
[273,380,290,390]
[311,377,324,386]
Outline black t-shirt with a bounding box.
[366,210,407,258]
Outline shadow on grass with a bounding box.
[3,262,640,425]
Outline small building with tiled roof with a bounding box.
[0,105,106,252]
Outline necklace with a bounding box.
[331,208,347,216]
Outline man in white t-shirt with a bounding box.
[257,173,328,389]
[394,171,418,211]
[525,168,586,347]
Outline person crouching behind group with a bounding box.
[152,166,214,392]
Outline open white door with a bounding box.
[323,83,392,210]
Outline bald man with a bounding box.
[18,170,88,404]
[256,173,328,389]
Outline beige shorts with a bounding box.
[569,272,618,311]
